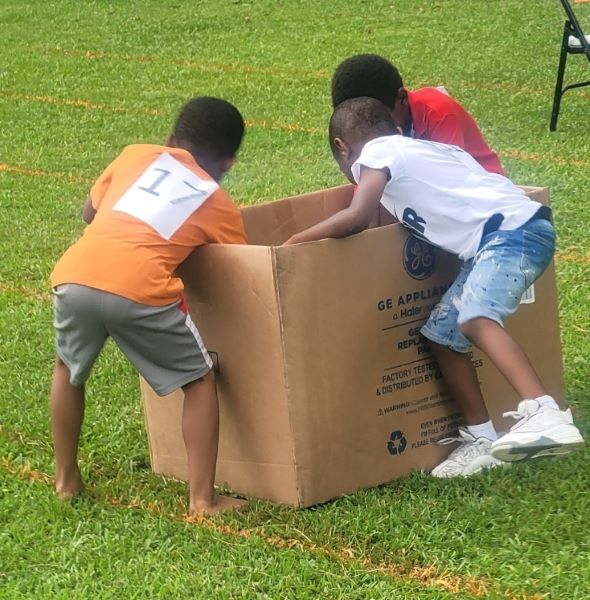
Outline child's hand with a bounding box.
[282,234,301,246]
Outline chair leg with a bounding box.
[550,25,571,132]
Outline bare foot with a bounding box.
[55,468,85,500]
[190,493,248,516]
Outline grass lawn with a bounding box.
[1,1,589,598]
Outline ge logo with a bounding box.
[387,430,407,456]
[403,235,436,280]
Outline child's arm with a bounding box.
[82,196,96,224]
[283,167,388,245]
[82,155,117,224]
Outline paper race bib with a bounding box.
[113,153,218,239]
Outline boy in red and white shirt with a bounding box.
[331,54,504,175]
[50,97,247,514]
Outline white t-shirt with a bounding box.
[351,136,541,260]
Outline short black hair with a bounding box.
[331,54,404,108]
[173,96,245,161]
[329,97,397,157]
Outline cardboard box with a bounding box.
[141,184,564,507]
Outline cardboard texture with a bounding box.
[141,184,564,507]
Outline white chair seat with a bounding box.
[568,34,590,48]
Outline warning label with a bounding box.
[412,411,462,448]
[377,389,454,417]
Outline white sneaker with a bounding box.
[491,400,585,463]
[431,427,504,478]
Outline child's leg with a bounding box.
[462,316,584,461]
[455,218,555,401]
[426,341,503,477]
[52,284,108,499]
[182,371,246,515]
[428,341,489,426]
[421,265,503,477]
[50,356,85,498]
[422,262,496,436]
[460,317,545,400]
[455,219,584,461]
[108,294,247,515]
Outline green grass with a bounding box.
[1,1,590,598]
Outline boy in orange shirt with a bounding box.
[50,97,247,515]
[331,54,504,175]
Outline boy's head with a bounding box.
[167,96,245,182]
[331,54,411,133]
[329,96,398,181]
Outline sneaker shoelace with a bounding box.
[437,435,464,447]
[437,434,488,464]
[502,400,541,428]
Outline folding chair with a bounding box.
[550,0,590,131]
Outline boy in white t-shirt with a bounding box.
[285,97,584,477]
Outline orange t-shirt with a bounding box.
[51,144,247,306]
[408,88,504,175]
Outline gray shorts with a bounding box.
[53,284,212,396]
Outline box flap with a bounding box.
[241,184,354,246]
[520,186,549,205]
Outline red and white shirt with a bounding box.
[408,87,504,175]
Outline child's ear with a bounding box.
[333,137,350,160]
[395,88,409,106]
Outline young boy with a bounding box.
[50,96,248,513]
[331,54,504,175]
[285,97,584,477]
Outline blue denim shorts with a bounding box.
[421,217,555,353]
